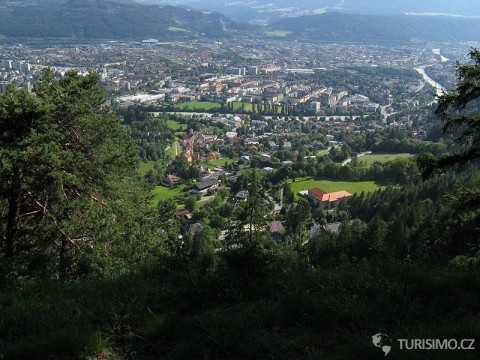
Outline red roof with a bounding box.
[309,188,352,203]
[309,188,327,197]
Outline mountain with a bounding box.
[0,0,247,40]
[153,0,480,23]
[268,12,480,44]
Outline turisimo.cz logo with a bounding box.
[371,333,476,356]
[372,333,392,356]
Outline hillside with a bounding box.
[160,0,480,23]
[268,12,480,44]
[0,0,245,40]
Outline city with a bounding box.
[1,1,479,359]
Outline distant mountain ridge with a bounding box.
[0,0,245,40]
[268,12,480,44]
[140,0,480,23]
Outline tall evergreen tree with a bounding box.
[418,49,480,250]
[0,71,140,281]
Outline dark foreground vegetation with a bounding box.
[1,256,479,359]
[1,52,480,359]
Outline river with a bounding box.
[414,66,447,98]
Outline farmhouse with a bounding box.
[308,188,352,209]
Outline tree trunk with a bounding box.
[5,169,22,258]
[59,239,67,282]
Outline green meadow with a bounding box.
[150,185,185,206]
[265,30,292,37]
[288,177,383,199]
[167,27,188,32]
[176,101,221,111]
[207,158,235,167]
[138,161,156,176]
[166,119,186,131]
[357,153,414,165]
[166,141,182,158]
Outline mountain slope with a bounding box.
[268,12,480,44]
[0,0,244,40]
[150,0,480,23]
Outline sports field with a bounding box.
[176,101,221,111]
[288,178,383,200]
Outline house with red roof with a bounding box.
[308,188,353,209]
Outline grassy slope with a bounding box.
[150,184,185,205]
[358,153,414,166]
[165,141,182,158]
[138,161,156,176]
[1,260,478,359]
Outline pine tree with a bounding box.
[418,49,480,243]
[0,71,139,281]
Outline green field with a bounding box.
[265,30,292,37]
[357,153,414,165]
[177,101,221,111]
[166,141,182,158]
[167,27,188,32]
[166,119,186,131]
[208,158,235,167]
[176,101,283,115]
[150,185,185,206]
[288,178,384,199]
[138,161,156,176]
[200,158,235,169]
[232,102,253,112]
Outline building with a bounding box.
[235,190,249,202]
[231,67,246,76]
[165,174,182,186]
[0,82,9,94]
[194,178,219,193]
[2,60,12,69]
[308,188,352,209]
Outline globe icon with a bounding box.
[372,333,392,356]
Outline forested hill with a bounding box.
[268,12,480,44]
[0,0,247,40]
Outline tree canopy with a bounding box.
[0,71,142,282]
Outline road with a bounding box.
[341,151,372,166]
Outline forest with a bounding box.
[0,51,479,359]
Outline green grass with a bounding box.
[167,26,188,32]
[357,153,414,166]
[1,260,479,359]
[150,185,185,206]
[165,141,182,158]
[265,30,292,37]
[317,149,331,157]
[175,101,283,115]
[138,161,156,176]
[166,119,186,131]
[176,101,221,111]
[232,102,253,112]
[207,158,235,167]
[288,177,384,199]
